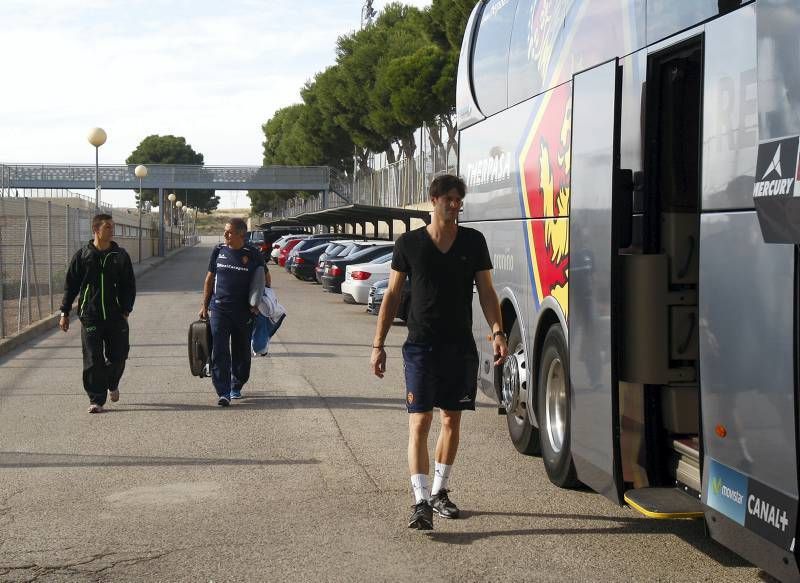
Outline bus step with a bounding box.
[624,487,704,519]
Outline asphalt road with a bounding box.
[0,241,764,582]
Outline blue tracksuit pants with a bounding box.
[209,310,252,397]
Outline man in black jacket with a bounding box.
[59,214,136,413]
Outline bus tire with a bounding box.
[502,320,541,455]
[537,324,579,488]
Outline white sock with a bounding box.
[410,474,430,504]
[431,462,451,496]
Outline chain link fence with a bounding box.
[0,197,185,338]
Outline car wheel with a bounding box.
[499,320,541,455]
[537,324,579,488]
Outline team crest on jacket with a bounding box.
[242,255,249,265]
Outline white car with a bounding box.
[341,253,393,304]
[270,234,307,262]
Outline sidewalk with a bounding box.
[0,245,193,358]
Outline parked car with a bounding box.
[321,243,394,293]
[292,243,336,281]
[315,240,379,283]
[366,277,411,321]
[285,234,346,272]
[270,234,306,263]
[277,237,309,267]
[250,229,309,259]
[341,253,393,304]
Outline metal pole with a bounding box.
[28,206,41,321]
[94,146,99,211]
[18,201,29,333]
[137,177,143,263]
[48,201,53,314]
[158,188,165,257]
[65,204,70,266]
[0,204,5,338]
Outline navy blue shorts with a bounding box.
[402,340,479,413]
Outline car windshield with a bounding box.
[347,245,393,261]
[325,244,344,255]
[336,243,357,257]
[247,231,264,243]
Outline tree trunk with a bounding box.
[441,113,458,171]
[357,148,371,175]
[426,123,446,173]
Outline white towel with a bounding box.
[257,287,286,322]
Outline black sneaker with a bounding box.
[217,395,230,407]
[430,489,460,519]
[408,500,433,530]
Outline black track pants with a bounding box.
[80,316,130,405]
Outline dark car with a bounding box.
[285,234,345,272]
[366,277,410,321]
[315,241,372,283]
[321,244,394,293]
[291,243,331,281]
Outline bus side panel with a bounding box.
[568,60,621,502]
[467,219,533,401]
[702,4,757,212]
[699,212,799,556]
[460,96,537,223]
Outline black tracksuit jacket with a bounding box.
[60,241,136,321]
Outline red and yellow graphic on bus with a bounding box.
[518,82,572,315]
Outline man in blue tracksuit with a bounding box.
[59,213,136,413]
[199,218,265,406]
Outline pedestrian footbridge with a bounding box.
[0,164,332,192]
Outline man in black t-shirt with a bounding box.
[200,218,265,406]
[371,174,508,530]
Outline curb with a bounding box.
[0,245,193,359]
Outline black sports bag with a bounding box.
[188,319,212,378]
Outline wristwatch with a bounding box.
[59,312,68,318]
[492,330,507,339]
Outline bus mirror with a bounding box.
[616,168,634,249]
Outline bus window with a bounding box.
[647,0,718,45]
[472,0,518,117]
[507,0,542,107]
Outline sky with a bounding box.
[0,0,431,208]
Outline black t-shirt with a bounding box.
[392,226,492,343]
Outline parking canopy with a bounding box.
[259,204,430,238]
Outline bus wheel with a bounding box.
[537,324,579,488]
[501,321,541,455]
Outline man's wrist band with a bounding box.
[492,330,507,339]
[372,345,384,349]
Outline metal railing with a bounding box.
[0,187,113,210]
[0,197,190,339]
[273,144,457,220]
[0,163,332,191]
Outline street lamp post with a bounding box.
[167,192,176,250]
[175,200,183,246]
[87,128,107,211]
[134,165,148,264]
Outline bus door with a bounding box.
[618,35,705,519]
[568,58,624,503]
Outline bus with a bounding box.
[457,1,800,580]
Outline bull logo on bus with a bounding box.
[518,83,571,315]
